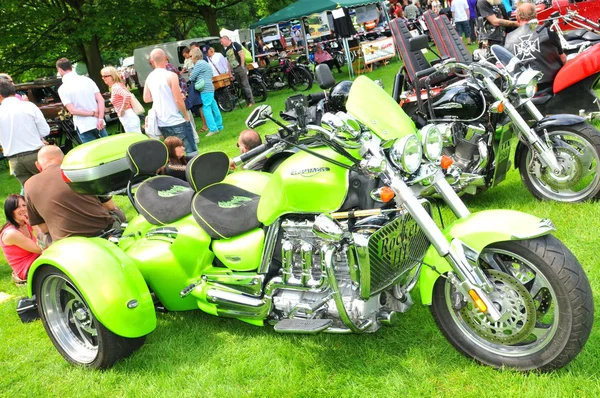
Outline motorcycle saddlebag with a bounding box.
[61,133,148,195]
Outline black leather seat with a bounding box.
[126,140,194,225]
[192,183,261,239]
[186,151,263,239]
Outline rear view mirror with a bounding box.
[245,105,273,129]
[408,35,429,52]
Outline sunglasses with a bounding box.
[101,75,112,78]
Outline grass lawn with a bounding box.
[2,58,600,397]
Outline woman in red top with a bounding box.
[0,194,42,285]
[100,66,142,133]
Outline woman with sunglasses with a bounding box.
[0,194,42,285]
[100,66,142,133]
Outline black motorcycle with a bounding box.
[214,71,268,112]
[262,54,314,92]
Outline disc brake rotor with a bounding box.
[458,270,537,344]
[536,146,583,190]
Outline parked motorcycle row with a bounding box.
[23,26,599,373]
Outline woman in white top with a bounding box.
[207,47,230,77]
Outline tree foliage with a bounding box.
[0,0,294,84]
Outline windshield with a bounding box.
[491,45,522,74]
[346,76,417,141]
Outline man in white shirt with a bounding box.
[56,57,107,143]
[451,0,472,44]
[207,47,230,76]
[143,48,198,156]
[0,78,50,187]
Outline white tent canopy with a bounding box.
[122,56,134,67]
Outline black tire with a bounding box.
[518,123,600,202]
[35,266,146,369]
[430,235,594,371]
[215,88,235,113]
[288,67,313,92]
[250,80,268,103]
[335,52,346,66]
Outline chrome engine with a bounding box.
[437,122,490,194]
[272,219,383,332]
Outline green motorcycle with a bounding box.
[27,77,593,371]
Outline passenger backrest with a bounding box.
[126,140,168,176]
[390,17,432,85]
[185,152,230,191]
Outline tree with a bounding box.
[0,0,163,87]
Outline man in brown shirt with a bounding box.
[24,145,118,241]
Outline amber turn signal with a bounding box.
[379,186,395,203]
[440,155,453,170]
[468,289,488,313]
[497,101,504,113]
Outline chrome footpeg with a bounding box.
[274,319,332,334]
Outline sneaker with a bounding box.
[247,103,255,107]
[206,131,220,137]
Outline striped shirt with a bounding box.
[190,60,214,94]
[110,83,132,114]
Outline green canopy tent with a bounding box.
[249,0,393,78]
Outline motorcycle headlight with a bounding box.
[419,125,443,161]
[516,69,543,99]
[390,135,422,174]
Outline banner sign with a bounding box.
[306,12,331,38]
[361,37,395,65]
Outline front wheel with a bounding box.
[35,266,145,369]
[288,67,313,92]
[519,123,600,202]
[430,236,593,371]
[250,79,268,103]
[215,88,235,113]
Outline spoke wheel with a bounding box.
[35,266,146,368]
[288,68,313,92]
[250,80,268,103]
[519,123,600,202]
[215,88,235,113]
[430,236,593,371]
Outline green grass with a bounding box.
[2,59,600,397]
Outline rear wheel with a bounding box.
[288,68,313,92]
[430,236,593,371]
[215,88,235,113]
[35,266,145,369]
[250,79,268,103]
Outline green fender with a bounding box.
[28,237,156,338]
[419,210,555,305]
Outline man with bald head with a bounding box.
[143,48,198,156]
[24,145,120,242]
[504,2,565,90]
[236,129,266,171]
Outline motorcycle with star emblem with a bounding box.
[398,42,600,202]
[24,77,592,371]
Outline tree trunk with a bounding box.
[200,7,220,37]
[81,35,106,91]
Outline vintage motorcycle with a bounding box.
[26,77,592,371]
[397,41,600,202]
[262,54,314,92]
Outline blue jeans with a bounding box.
[201,92,223,133]
[79,127,108,143]
[455,20,471,40]
[158,121,198,156]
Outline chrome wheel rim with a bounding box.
[446,249,559,357]
[41,275,98,364]
[526,131,600,201]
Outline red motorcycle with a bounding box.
[532,43,600,118]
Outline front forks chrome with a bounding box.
[390,175,502,321]
[483,76,562,174]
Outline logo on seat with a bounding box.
[218,195,253,208]
[158,185,191,198]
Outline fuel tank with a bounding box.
[257,147,352,225]
[429,84,486,122]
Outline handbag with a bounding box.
[130,93,145,115]
[194,78,205,92]
[145,108,162,139]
